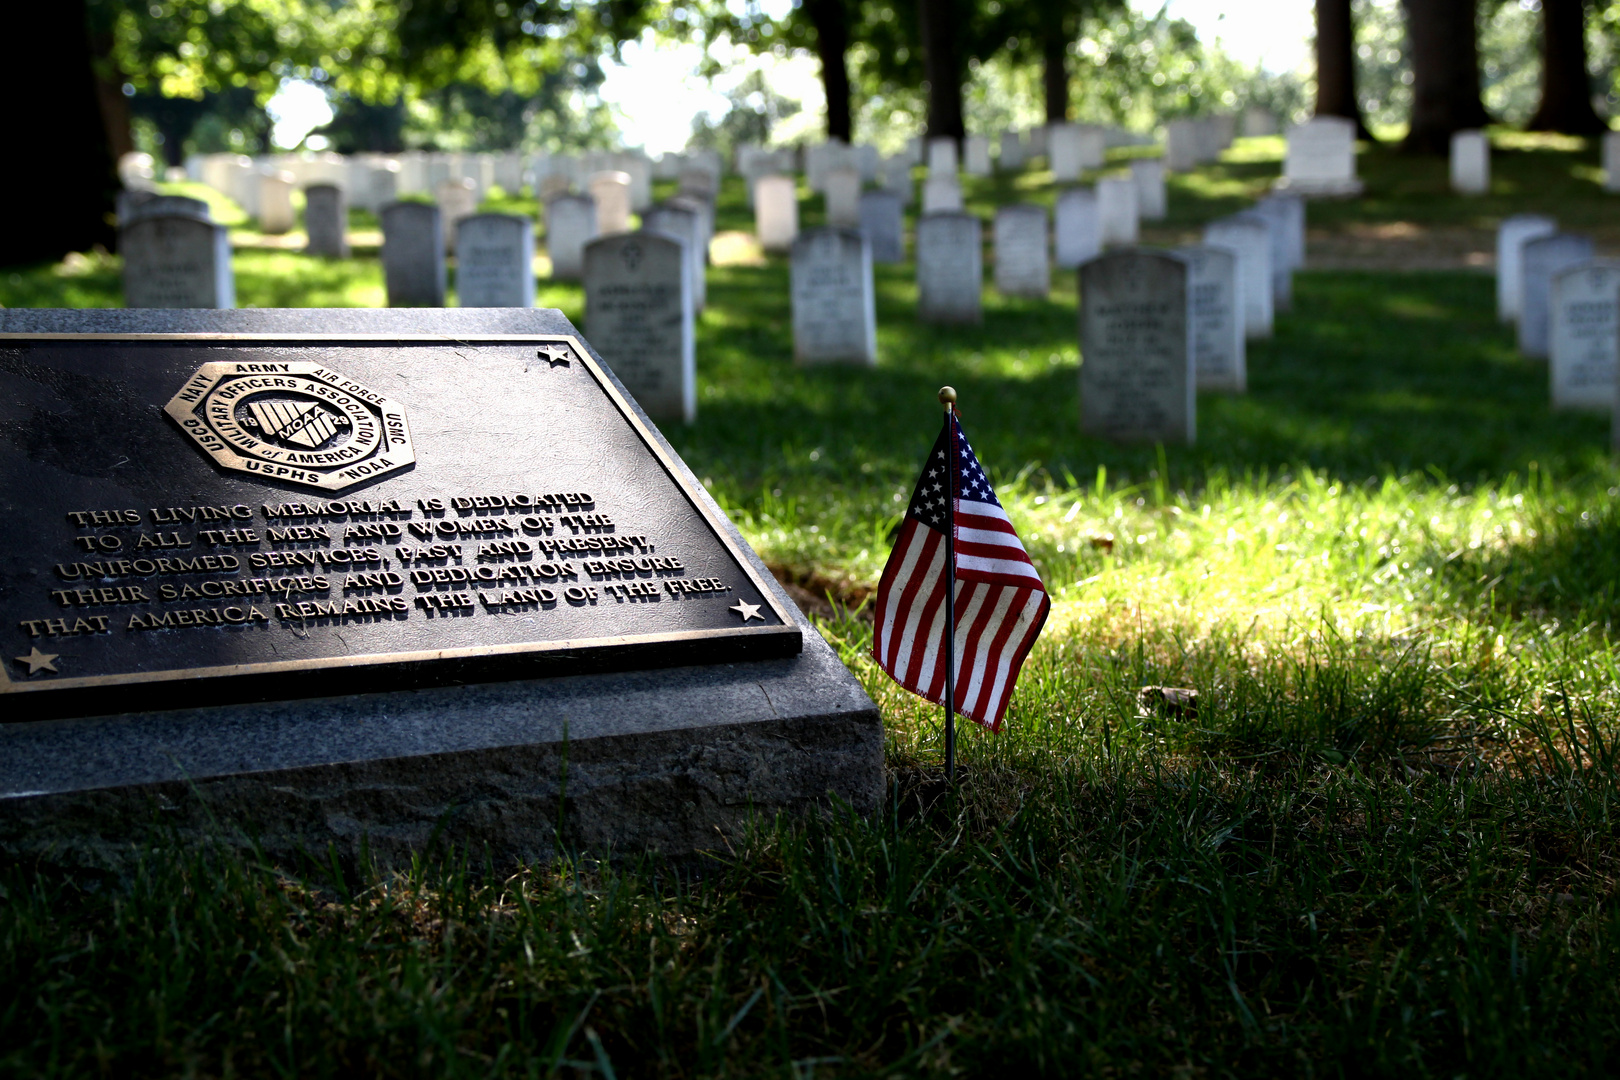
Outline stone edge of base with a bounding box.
[0,702,885,876]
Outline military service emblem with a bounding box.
[164,361,416,492]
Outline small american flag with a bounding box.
[873,411,1050,731]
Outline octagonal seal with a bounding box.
[164,360,415,492]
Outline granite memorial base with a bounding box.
[0,308,882,874]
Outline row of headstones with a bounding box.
[382,168,720,307]
[584,226,1265,441]
[744,160,1168,261]
[118,179,357,307]
[118,203,535,309]
[1497,214,1620,414]
[180,147,725,220]
[582,189,1305,432]
[119,162,721,310]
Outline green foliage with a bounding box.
[688,69,804,157]
[1068,6,1311,129]
[401,75,619,152]
[1352,0,1411,131]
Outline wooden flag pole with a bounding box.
[939,385,957,784]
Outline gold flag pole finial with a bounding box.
[938,386,956,412]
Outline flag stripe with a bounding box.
[876,522,937,672]
[967,587,1028,721]
[893,534,947,683]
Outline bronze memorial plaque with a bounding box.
[0,334,799,721]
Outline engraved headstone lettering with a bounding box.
[585,232,696,421]
[916,212,983,325]
[791,228,877,365]
[1080,250,1195,444]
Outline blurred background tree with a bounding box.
[6,0,1620,265]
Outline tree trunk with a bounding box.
[1528,0,1606,133]
[1315,0,1374,139]
[1042,28,1068,124]
[803,0,852,142]
[1401,0,1490,154]
[918,0,965,141]
[0,0,117,264]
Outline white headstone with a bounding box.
[668,193,714,267]
[1247,199,1299,310]
[824,167,862,227]
[303,183,348,258]
[1450,130,1490,195]
[736,144,772,206]
[1496,214,1558,322]
[1097,176,1139,246]
[587,170,632,236]
[1049,124,1086,182]
[397,152,428,196]
[1079,250,1194,443]
[545,194,597,280]
[1204,215,1273,339]
[1280,117,1362,196]
[1244,108,1277,137]
[927,137,958,177]
[855,144,881,183]
[1165,120,1202,172]
[1256,193,1307,270]
[859,191,904,263]
[1079,127,1108,169]
[425,155,452,192]
[455,213,535,308]
[880,155,914,205]
[994,204,1050,299]
[120,215,235,309]
[585,232,695,423]
[259,170,296,234]
[916,212,983,325]
[1549,259,1620,411]
[998,130,1026,172]
[1177,246,1245,392]
[366,160,401,211]
[492,151,525,194]
[922,176,963,213]
[643,202,706,311]
[963,135,991,176]
[381,201,446,307]
[677,165,719,204]
[435,178,479,254]
[1054,187,1100,269]
[791,228,877,365]
[622,153,655,210]
[1131,159,1167,220]
[1026,126,1048,159]
[1604,131,1620,194]
[806,140,850,193]
[1519,233,1596,358]
[755,175,799,253]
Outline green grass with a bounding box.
[4,137,1620,1076]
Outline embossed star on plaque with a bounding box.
[729,600,763,622]
[536,343,574,368]
[13,648,59,675]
